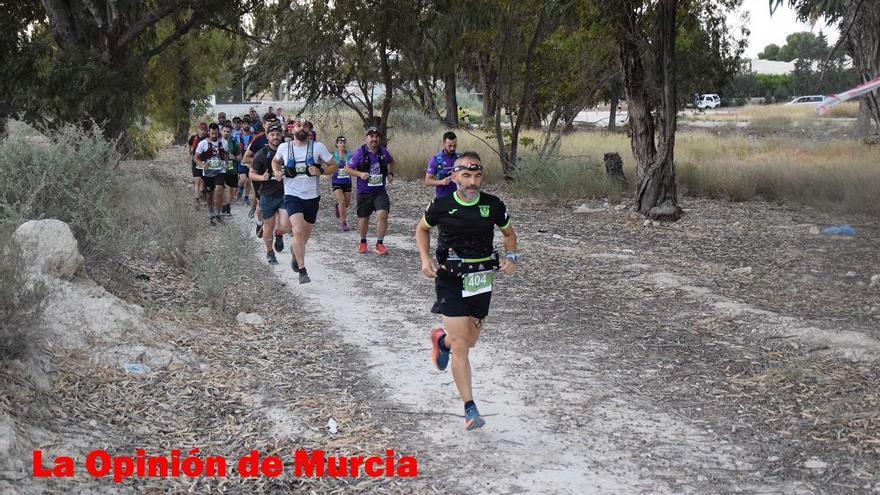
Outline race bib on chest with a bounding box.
[287,159,307,174]
[367,174,383,186]
[207,158,224,171]
[462,270,493,298]
[337,169,349,178]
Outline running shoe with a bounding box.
[358,241,368,254]
[274,234,284,252]
[256,223,263,238]
[430,327,450,371]
[373,243,388,256]
[298,268,311,284]
[248,204,256,219]
[340,221,349,232]
[244,196,250,206]
[334,202,340,218]
[209,217,216,227]
[464,405,485,431]
[223,205,232,216]
[266,252,278,265]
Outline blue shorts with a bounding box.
[237,164,249,175]
[284,195,320,224]
[260,194,285,219]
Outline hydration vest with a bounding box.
[284,141,316,178]
[433,150,460,180]
[357,145,388,176]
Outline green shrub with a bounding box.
[125,123,172,159]
[0,120,121,269]
[388,109,443,135]
[509,155,626,205]
[0,230,45,360]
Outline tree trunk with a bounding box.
[377,36,393,141]
[604,152,628,189]
[475,52,496,128]
[844,0,880,133]
[608,92,619,131]
[614,0,681,220]
[856,97,877,137]
[444,68,458,128]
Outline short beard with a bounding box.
[295,131,309,141]
[458,186,479,201]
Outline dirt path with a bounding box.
[235,177,880,493]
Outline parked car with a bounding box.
[696,94,721,109]
[786,95,826,105]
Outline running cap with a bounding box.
[198,122,208,130]
[365,126,380,135]
[267,123,284,134]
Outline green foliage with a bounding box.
[759,31,832,62]
[125,122,172,160]
[145,25,244,143]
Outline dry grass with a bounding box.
[308,108,879,214]
[687,102,859,122]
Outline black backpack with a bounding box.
[357,145,388,176]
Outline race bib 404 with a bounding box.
[462,270,493,298]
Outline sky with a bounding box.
[728,0,840,59]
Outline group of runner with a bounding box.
[187,115,519,430]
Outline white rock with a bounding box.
[870,274,880,288]
[574,204,605,214]
[614,204,628,211]
[804,459,828,470]
[809,226,820,235]
[643,220,652,227]
[732,266,753,275]
[326,417,338,435]
[551,234,563,240]
[651,221,660,227]
[12,219,85,281]
[236,312,265,326]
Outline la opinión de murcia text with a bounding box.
[32,449,418,482]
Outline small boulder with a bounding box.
[732,266,753,275]
[804,459,828,470]
[870,274,880,288]
[237,312,265,327]
[12,219,85,281]
[809,226,820,235]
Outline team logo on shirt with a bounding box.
[479,205,490,218]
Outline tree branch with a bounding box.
[116,0,191,51]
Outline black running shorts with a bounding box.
[225,172,238,188]
[202,174,225,192]
[431,273,492,320]
[356,190,390,218]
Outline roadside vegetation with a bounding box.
[298,108,880,214]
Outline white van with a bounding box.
[697,94,721,109]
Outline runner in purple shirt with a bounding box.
[424,131,460,198]
[344,126,395,255]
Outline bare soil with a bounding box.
[4,146,879,494]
